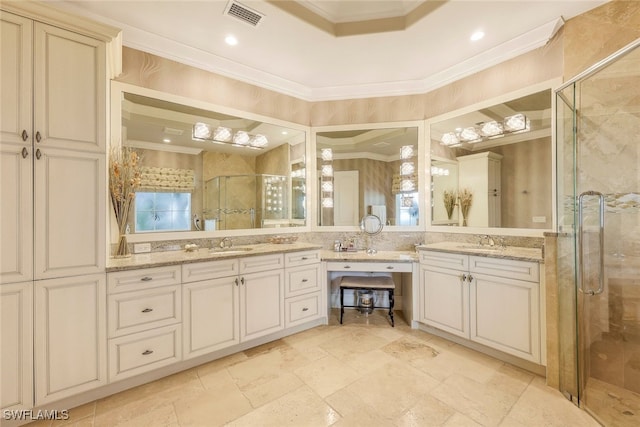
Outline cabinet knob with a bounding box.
[35,131,42,143]
[235,278,239,286]
[21,130,28,141]
[301,278,308,282]
[302,307,309,312]
[460,274,467,282]
[140,276,153,282]
[240,277,245,285]
[142,350,153,356]
[21,147,29,159]
[141,308,153,313]
[467,274,474,283]
[35,149,42,160]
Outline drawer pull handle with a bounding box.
[386,266,394,270]
[141,308,153,313]
[302,307,309,311]
[301,279,308,282]
[344,265,351,269]
[142,350,153,356]
[240,277,245,285]
[235,278,239,286]
[140,277,153,282]
[301,257,308,260]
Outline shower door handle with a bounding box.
[577,191,605,296]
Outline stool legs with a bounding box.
[340,287,344,324]
[389,289,395,327]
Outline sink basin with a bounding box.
[210,247,253,255]
[457,244,503,251]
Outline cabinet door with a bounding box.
[419,265,469,338]
[470,273,540,363]
[240,269,285,342]
[34,274,107,405]
[183,277,239,359]
[0,143,33,284]
[0,11,32,146]
[33,22,106,153]
[1,282,33,411]
[34,148,105,279]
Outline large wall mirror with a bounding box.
[111,82,309,241]
[312,122,424,230]
[427,80,558,235]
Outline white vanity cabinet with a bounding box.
[1,282,33,411]
[419,250,541,363]
[182,254,285,359]
[107,266,182,381]
[34,274,107,404]
[284,250,323,327]
[1,10,113,283]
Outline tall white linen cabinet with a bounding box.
[1,2,120,412]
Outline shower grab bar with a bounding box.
[577,191,605,296]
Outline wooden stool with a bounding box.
[339,275,395,327]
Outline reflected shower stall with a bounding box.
[204,174,288,230]
[556,38,640,426]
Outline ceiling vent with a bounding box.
[224,1,264,27]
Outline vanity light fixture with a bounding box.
[320,147,334,209]
[440,113,530,146]
[399,145,416,206]
[192,122,268,149]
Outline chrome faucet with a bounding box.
[478,235,495,247]
[220,237,233,249]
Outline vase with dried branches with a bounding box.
[458,188,473,226]
[443,190,457,220]
[109,146,141,257]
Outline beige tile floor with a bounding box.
[26,310,599,427]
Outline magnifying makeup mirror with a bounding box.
[360,214,383,254]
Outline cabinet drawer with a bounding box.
[285,292,322,327]
[325,261,412,273]
[108,266,181,293]
[182,259,238,283]
[284,250,321,268]
[108,285,181,337]
[469,256,539,283]
[419,250,468,271]
[239,254,284,274]
[109,325,181,381]
[285,264,321,297]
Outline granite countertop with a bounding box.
[320,250,418,263]
[106,242,323,272]
[417,241,544,263]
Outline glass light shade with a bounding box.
[402,195,414,207]
[400,145,414,159]
[213,126,232,142]
[322,197,334,208]
[480,121,503,137]
[400,162,415,175]
[193,122,212,139]
[250,134,268,147]
[321,148,333,161]
[401,179,415,192]
[321,164,333,177]
[504,113,528,132]
[441,132,459,146]
[321,180,333,192]
[233,131,250,145]
[459,127,481,142]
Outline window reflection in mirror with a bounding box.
[429,88,553,230]
[118,90,307,233]
[315,124,421,228]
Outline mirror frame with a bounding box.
[110,81,312,243]
[425,78,561,237]
[310,121,426,233]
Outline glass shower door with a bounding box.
[557,40,640,426]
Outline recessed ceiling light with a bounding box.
[470,30,485,41]
[162,138,171,143]
[225,35,238,46]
